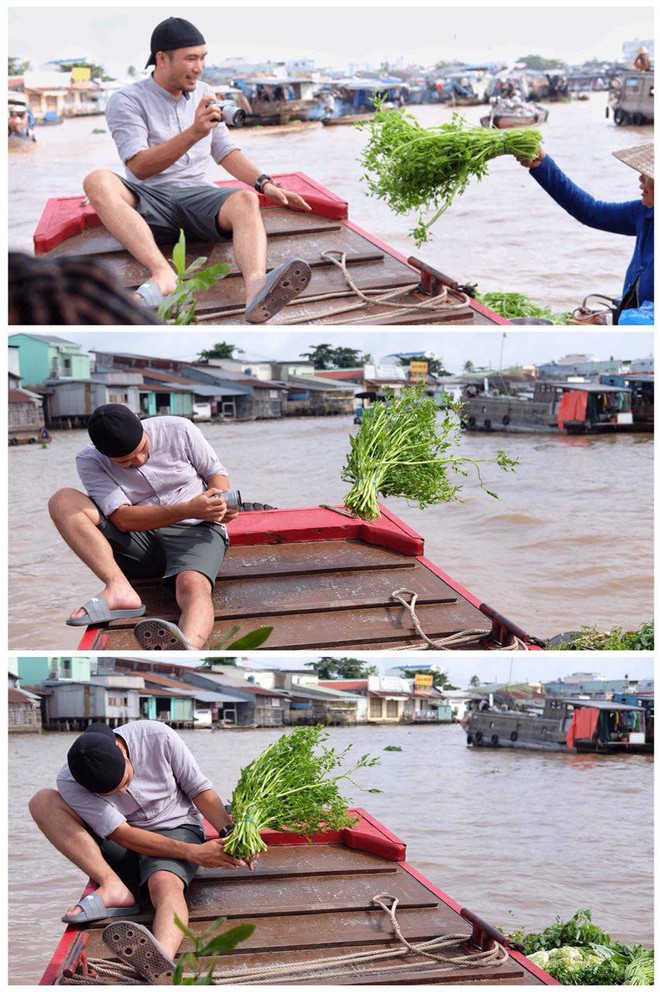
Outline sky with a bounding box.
[75,652,653,685]
[8,4,654,77]
[58,329,652,374]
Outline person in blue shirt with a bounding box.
[519,143,653,321]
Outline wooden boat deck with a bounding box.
[34,173,507,325]
[78,505,539,652]
[42,810,553,985]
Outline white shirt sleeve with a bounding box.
[182,421,228,481]
[76,448,131,519]
[57,768,126,838]
[106,90,150,165]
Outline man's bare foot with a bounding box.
[68,583,143,623]
[65,882,137,918]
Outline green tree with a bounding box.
[463,360,474,373]
[302,344,366,370]
[517,54,567,71]
[201,656,238,668]
[197,342,239,364]
[127,65,137,78]
[405,668,457,691]
[397,354,449,377]
[306,656,378,679]
[469,675,481,687]
[58,60,114,81]
[8,57,30,75]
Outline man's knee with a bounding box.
[148,870,185,901]
[29,788,60,825]
[48,487,92,523]
[83,169,132,207]
[175,570,212,598]
[219,189,261,226]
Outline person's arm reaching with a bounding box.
[125,100,223,180]
[110,475,231,532]
[108,820,245,868]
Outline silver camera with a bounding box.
[214,489,243,510]
[208,100,247,127]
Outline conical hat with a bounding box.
[611,143,654,179]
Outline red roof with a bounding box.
[314,369,363,381]
[8,688,36,704]
[318,680,369,691]
[8,389,40,404]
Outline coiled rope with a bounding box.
[390,588,530,651]
[63,894,508,985]
[197,250,471,324]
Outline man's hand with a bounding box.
[518,146,546,170]
[190,99,223,141]
[263,183,312,212]
[186,490,230,522]
[194,838,246,869]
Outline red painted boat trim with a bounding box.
[468,297,511,325]
[40,881,95,985]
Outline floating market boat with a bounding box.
[77,504,542,652]
[461,381,650,434]
[321,112,376,126]
[231,77,318,126]
[463,697,652,754]
[33,172,510,325]
[479,103,549,129]
[39,808,556,985]
[606,69,654,126]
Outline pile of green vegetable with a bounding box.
[222,725,379,861]
[475,290,570,324]
[516,910,653,985]
[341,385,517,522]
[358,106,541,245]
[552,621,654,651]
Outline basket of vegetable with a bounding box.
[341,384,517,523]
[358,106,542,245]
[223,725,379,861]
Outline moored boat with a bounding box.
[77,504,542,652]
[463,697,652,754]
[462,381,649,434]
[480,104,549,129]
[321,112,375,125]
[33,172,510,325]
[40,808,556,985]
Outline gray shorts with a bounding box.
[94,823,205,892]
[98,514,228,594]
[119,177,242,243]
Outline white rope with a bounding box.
[390,588,530,651]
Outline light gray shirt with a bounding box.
[76,416,228,525]
[106,74,238,187]
[56,721,213,838]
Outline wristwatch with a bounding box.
[218,823,234,838]
[254,173,274,193]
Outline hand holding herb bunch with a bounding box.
[342,384,518,522]
[223,725,380,861]
[358,106,542,245]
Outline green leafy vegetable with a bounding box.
[158,229,231,324]
[475,290,570,324]
[358,106,542,244]
[341,384,518,522]
[223,725,380,861]
[553,621,654,651]
[173,915,255,984]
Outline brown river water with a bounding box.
[8,724,653,984]
[8,93,652,310]
[8,416,653,649]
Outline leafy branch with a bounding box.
[158,230,231,324]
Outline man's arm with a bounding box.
[218,149,312,212]
[126,100,223,180]
[108,821,245,868]
[110,474,230,532]
[192,788,232,834]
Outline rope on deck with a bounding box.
[389,588,530,651]
[194,250,472,325]
[60,894,509,985]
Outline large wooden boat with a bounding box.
[462,381,651,434]
[77,504,542,652]
[33,172,510,325]
[40,809,555,985]
[463,697,652,754]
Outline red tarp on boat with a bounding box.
[566,707,599,747]
[557,390,588,430]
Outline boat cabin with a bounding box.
[607,70,654,125]
[233,77,317,125]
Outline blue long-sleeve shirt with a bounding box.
[530,155,654,304]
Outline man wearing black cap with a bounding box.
[29,720,247,974]
[48,404,236,649]
[82,16,313,323]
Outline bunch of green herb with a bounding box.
[158,230,231,325]
[223,725,380,861]
[475,291,570,324]
[173,915,254,985]
[553,621,654,651]
[522,910,653,986]
[341,385,517,522]
[358,106,542,245]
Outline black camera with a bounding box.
[208,100,246,127]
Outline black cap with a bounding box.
[145,17,206,68]
[67,725,126,794]
[87,404,144,458]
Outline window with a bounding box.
[386,699,398,719]
[370,697,383,718]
